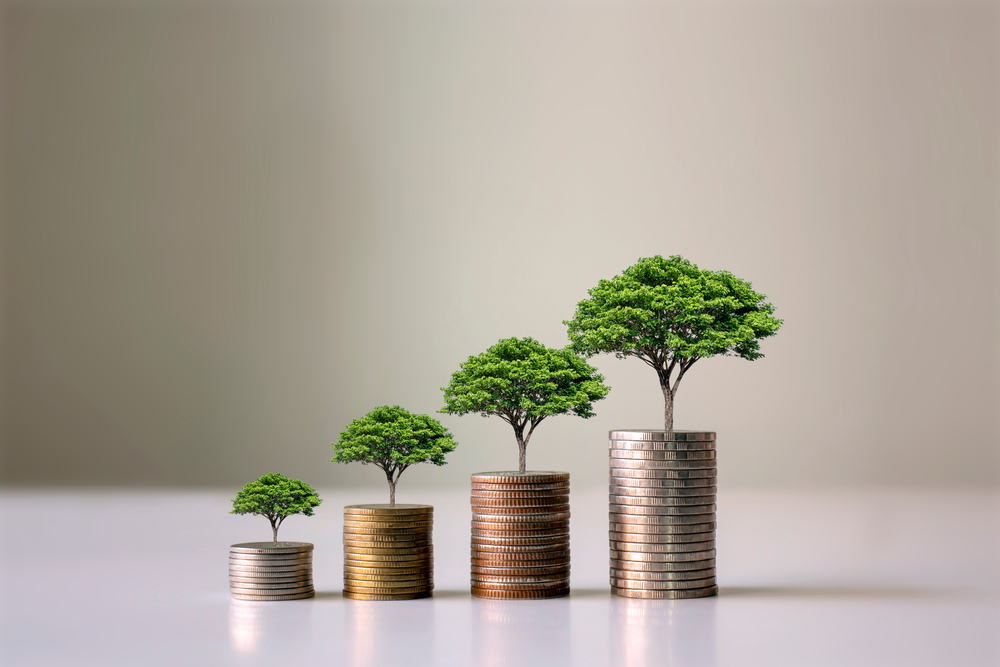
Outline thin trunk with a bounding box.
[661,383,674,432]
[389,479,396,507]
[516,435,526,474]
[271,519,278,546]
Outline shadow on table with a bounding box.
[720,586,956,600]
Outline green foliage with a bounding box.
[230,473,322,543]
[563,255,782,429]
[332,405,457,505]
[441,337,610,471]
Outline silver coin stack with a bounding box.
[609,430,718,599]
[229,542,315,601]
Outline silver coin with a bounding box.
[610,440,715,451]
[229,575,313,584]
[611,558,716,572]
[231,590,316,601]
[610,549,716,562]
[230,580,315,590]
[611,576,717,590]
[611,495,715,506]
[609,430,715,442]
[610,459,717,470]
[610,476,716,488]
[610,540,714,553]
[610,521,715,534]
[610,567,715,581]
[610,504,716,515]
[612,585,718,599]
[230,542,314,554]
[610,450,717,461]
[609,531,714,544]
[611,468,717,479]
[230,584,314,595]
[610,485,716,497]
[610,512,716,524]
[229,564,313,574]
[229,552,312,562]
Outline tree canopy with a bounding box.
[231,473,322,545]
[332,405,457,506]
[564,255,782,430]
[441,336,610,473]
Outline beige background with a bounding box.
[1,0,997,490]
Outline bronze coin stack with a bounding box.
[609,430,718,599]
[470,471,571,599]
[343,504,434,601]
[229,542,315,601]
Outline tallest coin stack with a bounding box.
[609,430,718,599]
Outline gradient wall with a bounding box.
[2,0,998,489]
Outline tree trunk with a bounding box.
[662,383,674,432]
[516,436,526,474]
[389,479,396,507]
[271,520,278,546]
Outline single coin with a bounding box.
[344,546,433,556]
[344,571,432,582]
[344,539,432,550]
[472,542,569,554]
[229,574,313,584]
[471,557,569,569]
[472,534,569,546]
[229,552,312,561]
[471,521,571,533]
[611,468,717,479]
[344,565,433,576]
[343,559,433,569]
[611,495,715,507]
[610,549,716,562]
[609,513,716,525]
[343,528,432,537]
[472,568,570,578]
[610,568,715,581]
[471,549,570,561]
[229,561,313,571]
[610,540,715,553]
[230,542,314,554]
[230,580,315,590]
[344,504,433,514]
[232,590,316,601]
[472,482,570,492]
[610,485,717,498]
[344,579,434,590]
[612,585,718,599]
[610,522,715,534]
[472,511,571,522]
[609,531,714,544]
[610,459,717,470]
[609,430,715,442]
[611,577,717,590]
[609,504,716,516]
[472,528,569,539]
[344,553,433,562]
[471,573,570,584]
[472,471,569,484]
[230,584,314,595]
[610,450,717,461]
[471,503,571,514]
[471,496,570,506]
[611,558,716,572]
[343,591,432,601]
[611,476,717,488]
[610,440,715,451]
[471,587,568,599]
[470,580,572,590]
[344,584,434,595]
[343,520,433,529]
[471,489,571,499]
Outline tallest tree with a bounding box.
[564,255,782,431]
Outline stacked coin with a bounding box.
[609,431,718,599]
[471,471,571,599]
[343,504,434,601]
[229,542,315,601]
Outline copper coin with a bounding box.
[472,542,569,554]
[471,504,571,514]
[472,511,571,522]
[472,521,570,532]
[471,489,571,499]
[472,534,569,546]
[471,496,569,506]
[471,587,568,599]
[471,471,569,484]
[472,564,570,576]
[471,550,570,562]
[472,483,569,492]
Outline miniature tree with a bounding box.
[564,255,782,431]
[231,473,323,545]
[441,337,610,474]
[332,405,457,506]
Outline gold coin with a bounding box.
[343,584,433,595]
[472,482,569,492]
[344,553,433,562]
[344,565,433,576]
[472,564,570,577]
[471,587,568,599]
[471,471,569,484]
[344,503,433,514]
[471,489,571,499]
[472,528,570,538]
[343,579,433,590]
[471,504,571,514]
[344,546,433,556]
[343,572,433,582]
[343,591,431,601]
[343,520,433,529]
[343,539,432,550]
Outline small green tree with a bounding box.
[564,255,782,431]
[441,337,610,474]
[231,473,323,545]
[332,405,457,506]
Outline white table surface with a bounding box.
[2,487,997,667]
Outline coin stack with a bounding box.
[343,504,434,601]
[471,471,571,599]
[229,542,315,601]
[609,430,718,599]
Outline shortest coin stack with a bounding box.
[471,471,571,599]
[343,504,434,601]
[229,542,315,601]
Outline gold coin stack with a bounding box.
[343,504,434,601]
[470,471,571,599]
[229,542,315,601]
[609,430,718,599]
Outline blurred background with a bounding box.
[1,0,997,491]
